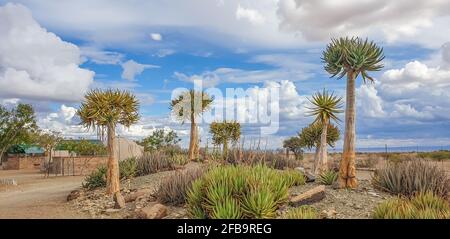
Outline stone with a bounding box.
[295,167,315,183]
[138,203,168,219]
[114,192,126,209]
[320,209,337,219]
[105,208,121,214]
[368,191,380,198]
[67,190,81,201]
[125,191,147,203]
[290,185,326,206]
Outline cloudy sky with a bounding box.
[1,0,450,149]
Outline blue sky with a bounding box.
[1,0,450,149]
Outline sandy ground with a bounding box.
[0,169,88,219]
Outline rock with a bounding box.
[295,167,316,183]
[105,208,121,214]
[125,191,147,203]
[320,209,337,219]
[290,185,326,206]
[67,190,81,201]
[138,203,167,219]
[368,192,380,198]
[114,192,126,209]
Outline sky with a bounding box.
[1,0,450,149]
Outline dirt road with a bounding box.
[0,169,89,219]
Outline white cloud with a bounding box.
[0,3,95,102]
[236,4,265,25]
[277,0,450,45]
[121,60,159,81]
[80,46,124,64]
[154,49,175,58]
[150,33,162,41]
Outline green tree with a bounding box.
[170,90,213,161]
[34,130,63,176]
[57,139,106,156]
[77,89,139,208]
[138,129,181,152]
[209,121,241,160]
[282,136,304,160]
[307,90,343,174]
[322,37,384,188]
[299,123,340,168]
[0,104,37,163]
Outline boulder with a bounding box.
[138,203,167,219]
[67,190,81,201]
[290,185,325,206]
[114,192,126,209]
[295,167,316,183]
[124,191,147,203]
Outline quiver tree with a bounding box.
[209,121,241,160]
[306,90,343,174]
[77,89,139,208]
[170,90,213,161]
[282,136,304,160]
[322,37,384,188]
[299,123,340,173]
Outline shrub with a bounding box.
[186,164,302,219]
[169,153,189,166]
[318,170,338,185]
[119,157,137,179]
[372,160,449,198]
[282,169,306,186]
[156,167,205,205]
[373,192,450,219]
[282,206,319,219]
[82,166,107,190]
[136,151,174,176]
[418,150,450,161]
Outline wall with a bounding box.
[3,156,45,170]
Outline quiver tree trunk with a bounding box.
[315,120,329,175]
[106,124,125,208]
[339,71,358,188]
[188,113,198,161]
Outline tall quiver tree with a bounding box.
[209,121,241,160]
[307,90,343,174]
[322,37,384,188]
[77,89,139,208]
[170,90,213,161]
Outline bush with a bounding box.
[282,206,319,219]
[418,150,450,161]
[283,169,306,186]
[318,170,338,185]
[82,166,107,190]
[186,164,304,219]
[373,192,450,219]
[136,151,174,176]
[169,153,189,166]
[372,160,449,198]
[119,157,137,179]
[156,167,205,205]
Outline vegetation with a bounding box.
[298,123,340,167]
[119,157,137,179]
[323,37,384,188]
[372,160,449,198]
[306,90,343,174]
[77,89,140,207]
[34,131,63,176]
[135,151,175,176]
[170,90,213,161]
[209,121,241,161]
[282,206,319,219]
[57,139,107,156]
[318,170,338,185]
[0,103,38,162]
[82,166,107,190]
[186,164,305,219]
[373,192,450,219]
[156,167,205,205]
[138,129,181,152]
[282,136,304,160]
[418,150,450,161]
